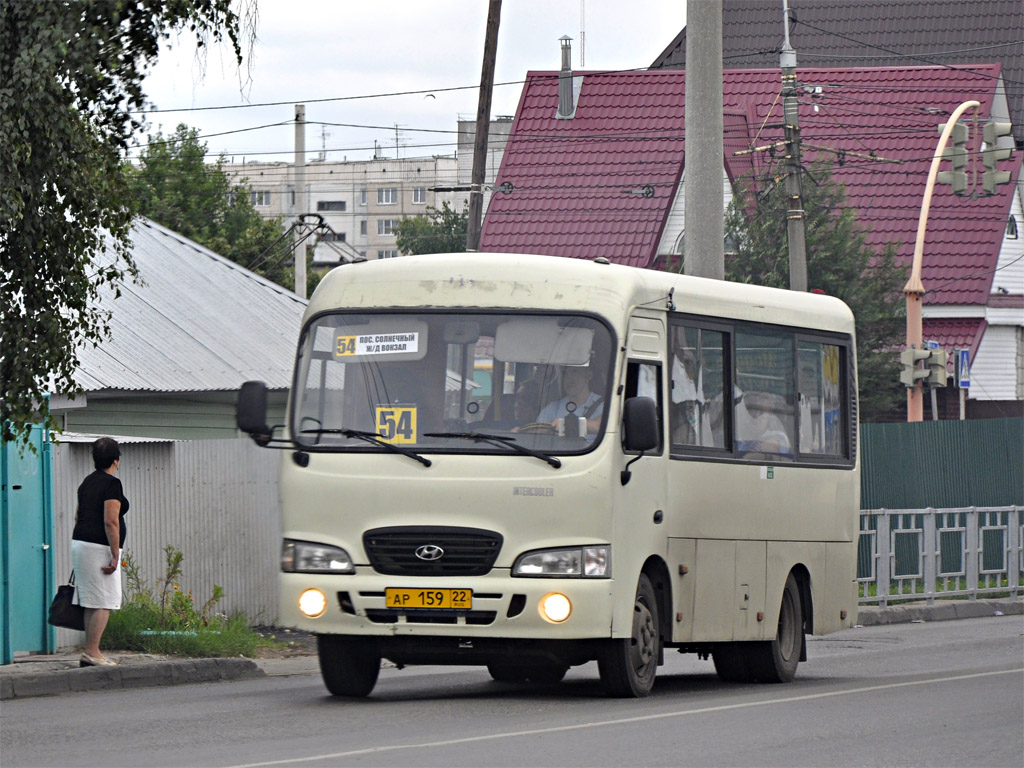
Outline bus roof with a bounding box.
[309,253,855,334]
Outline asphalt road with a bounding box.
[2,616,1021,768]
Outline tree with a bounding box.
[724,161,907,421]
[1,1,253,447]
[127,124,292,287]
[395,202,469,255]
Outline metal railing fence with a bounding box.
[858,507,1023,606]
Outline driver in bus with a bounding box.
[536,364,604,439]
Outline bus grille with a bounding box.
[363,526,503,576]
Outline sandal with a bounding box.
[80,653,117,667]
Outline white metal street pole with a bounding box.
[905,99,979,422]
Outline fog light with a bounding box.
[539,592,571,623]
[299,588,327,618]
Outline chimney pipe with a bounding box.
[558,36,574,119]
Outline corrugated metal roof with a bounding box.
[478,64,1019,307]
[922,318,988,371]
[651,0,1024,146]
[73,218,307,393]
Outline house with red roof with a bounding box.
[478,61,1022,420]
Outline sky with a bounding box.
[136,0,687,164]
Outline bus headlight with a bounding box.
[298,588,327,618]
[281,540,354,574]
[512,546,610,577]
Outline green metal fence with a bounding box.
[860,418,1023,509]
[857,506,1023,606]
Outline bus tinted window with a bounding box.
[670,324,728,450]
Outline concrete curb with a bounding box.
[0,657,263,701]
[856,597,1022,626]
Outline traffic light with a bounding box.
[900,347,931,387]
[937,121,969,195]
[925,348,949,388]
[981,120,1013,195]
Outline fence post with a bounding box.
[923,508,936,605]
[1008,506,1021,599]
[877,509,890,608]
[965,507,979,600]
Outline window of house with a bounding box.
[359,220,367,236]
[359,188,367,206]
[378,219,396,236]
[1007,214,1019,240]
[413,187,427,204]
[377,249,399,259]
[317,200,347,212]
[250,190,271,207]
[377,187,399,205]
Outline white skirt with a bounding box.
[71,540,122,610]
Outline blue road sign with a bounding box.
[956,348,971,389]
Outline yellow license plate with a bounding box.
[385,588,472,610]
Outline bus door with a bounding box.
[614,314,668,583]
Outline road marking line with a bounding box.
[225,668,1023,767]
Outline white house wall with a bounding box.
[656,167,734,259]
[994,182,1024,293]
[51,438,281,646]
[970,324,1022,402]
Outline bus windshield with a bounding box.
[292,312,613,454]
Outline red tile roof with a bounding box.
[478,64,1020,307]
[651,0,1024,146]
[921,318,987,370]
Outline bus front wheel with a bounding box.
[317,634,380,697]
[598,573,659,697]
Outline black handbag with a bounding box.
[48,571,85,631]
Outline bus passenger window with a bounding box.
[798,341,846,456]
[734,329,795,457]
[670,325,727,449]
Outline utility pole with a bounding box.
[293,104,307,299]
[780,0,807,291]
[466,0,502,252]
[683,0,724,280]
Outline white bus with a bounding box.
[238,253,860,698]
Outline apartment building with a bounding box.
[223,154,463,265]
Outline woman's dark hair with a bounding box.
[92,437,121,470]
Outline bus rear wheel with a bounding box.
[317,634,381,697]
[598,573,659,697]
[748,573,803,683]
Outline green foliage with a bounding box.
[724,162,908,421]
[1,1,252,447]
[395,202,469,255]
[127,123,303,290]
[105,549,272,657]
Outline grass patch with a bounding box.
[103,547,277,658]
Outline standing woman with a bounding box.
[71,437,129,667]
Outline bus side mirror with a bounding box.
[623,396,659,452]
[621,396,658,486]
[237,381,271,445]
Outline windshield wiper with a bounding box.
[299,427,431,467]
[423,431,561,469]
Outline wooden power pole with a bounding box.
[466,0,502,252]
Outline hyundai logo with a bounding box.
[415,544,445,561]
